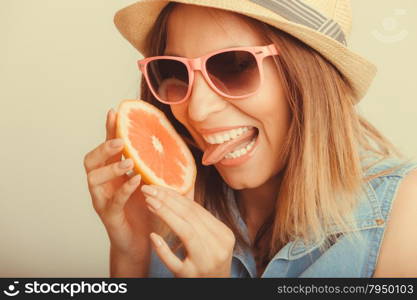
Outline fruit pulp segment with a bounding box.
[128,109,187,187]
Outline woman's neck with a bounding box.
[235,173,283,231]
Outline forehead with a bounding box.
[165,4,267,57]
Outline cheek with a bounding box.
[254,68,291,146]
[170,104,187,125]
[170,104,205,149]
[252,69,288,120]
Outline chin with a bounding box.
[219,171,266,190]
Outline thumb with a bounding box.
[185,184,195,201]
[105,108,123,165]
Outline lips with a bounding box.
[202,127,258,166]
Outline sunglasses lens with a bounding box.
[147,59,189,103]
[207,50,260,97]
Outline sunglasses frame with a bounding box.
[137,44,279,105]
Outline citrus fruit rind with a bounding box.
[115,99,196,195]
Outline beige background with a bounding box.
[0,0,416,277]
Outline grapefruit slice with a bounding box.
[115,99,196,195]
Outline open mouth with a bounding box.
[219,127,260,166]
[202,127,259,166]
[223,128,258,158]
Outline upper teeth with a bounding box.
[203,126,252,144]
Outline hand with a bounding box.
[83,109,153,261]
[141,184,236,277]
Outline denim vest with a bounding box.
[148,154,417,277]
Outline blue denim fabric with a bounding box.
[148,154,417,277]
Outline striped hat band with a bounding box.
[250,0,347,45]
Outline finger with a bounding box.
[142,186,211,239]
[105,108,116,141]
[105,108,122,165]
[157,186,236,248]
[87,158,134,187]
[144,185,226,239]
[145,195,203,256]
[88,184,108,214]
[84,138,124,173]
[150,232,183,275]
[107,174,141,219]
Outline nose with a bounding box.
[187,71,226,123]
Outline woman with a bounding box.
[84,0,417,277]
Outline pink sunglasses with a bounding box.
[138,44,279,104]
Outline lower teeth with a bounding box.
[224,136,257,159]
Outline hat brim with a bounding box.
[114,0,377,103]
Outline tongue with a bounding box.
[202,128,257,166]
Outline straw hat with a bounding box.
[114,0,377,103]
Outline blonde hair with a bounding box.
[140,3,411,271]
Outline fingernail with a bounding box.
[141,185,157,196]
[147,204,156,214]
[129,174,141,185]
[107,109,115,122]
[150,233,162,247]
[119,158,133,168]
[145,196,161,210]
[110,138,124,148]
